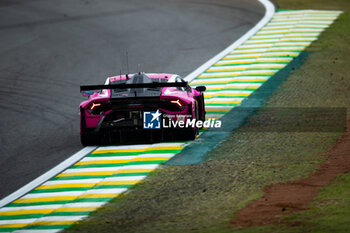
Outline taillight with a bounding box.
[89,103,101,111]
[159,99,186,112]
[170,99,184,108]
[87,102,109,115]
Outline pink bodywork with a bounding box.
[79,73,200,133]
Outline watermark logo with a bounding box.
[143,110,222,129]
[163,114,222,129]
[143,110,161,129]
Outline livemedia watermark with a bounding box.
[143,110,222,129]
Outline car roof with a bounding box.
[106,73,177,84]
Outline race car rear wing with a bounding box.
[80,82,189,92]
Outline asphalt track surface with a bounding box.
[0,0,264,199]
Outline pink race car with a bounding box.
[79,72,206,146]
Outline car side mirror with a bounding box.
[81,91,94,97]
[195,86,206,92]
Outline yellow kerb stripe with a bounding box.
[205,117,220,120]
[36,183,96,190]
[76,159,132,165]
[14,196,78,203]
[206,109,231,112]
[269,48,305,51]
[55,207,98,212]
[134,157,169,161]
[205,93,250,98]
[209,66,282,72]
[205,86,258,91]
[77,193,120,199]
[242,72,275,75]
[31,221,77,226]
[261,54,298,57]
[0,209,53,216]
[57,171,115,177]
[77,157,169,165]
[191,80,230,84]
[222,56,258,60]
[198,74,238,78]
[206,100,242,104]
[92,146,183,154]
[232,78,268,82]
[0,223,28,228]
[116,169,155,174]
[208,67,246,72]
[58,169,155,177]
[98,180,140,186]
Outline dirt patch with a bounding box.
[231,120,350,227]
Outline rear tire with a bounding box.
[80,132,100,146]
[182,129,197,140]
[182,101,199,140]
[196,94,206,122]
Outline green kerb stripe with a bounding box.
[47,211,91,216]
[206,103,238,107]
[206,88,258,92]
[111,172,151,177]
[51,172,152,180]
[0,214,44,220]
[195,81,266,85]
[233,74,271,77]
[72,160,167,168]
[7,201,70,207]
[74,198,113,202]
[51,175,110,180]
[88,150,181,157]
[214,62,289,66]
[94,185,133,189]
[24,225,71,230]
[0,228,20,232]
[204,68,280,73]
[30,187,91,193]
[206,96,246,99]
[205,111,231,114]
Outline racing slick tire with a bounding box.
[181,101,199,140]
[80,132,100,146]
[182,128,197,140]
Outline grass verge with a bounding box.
[64,0,350,232]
